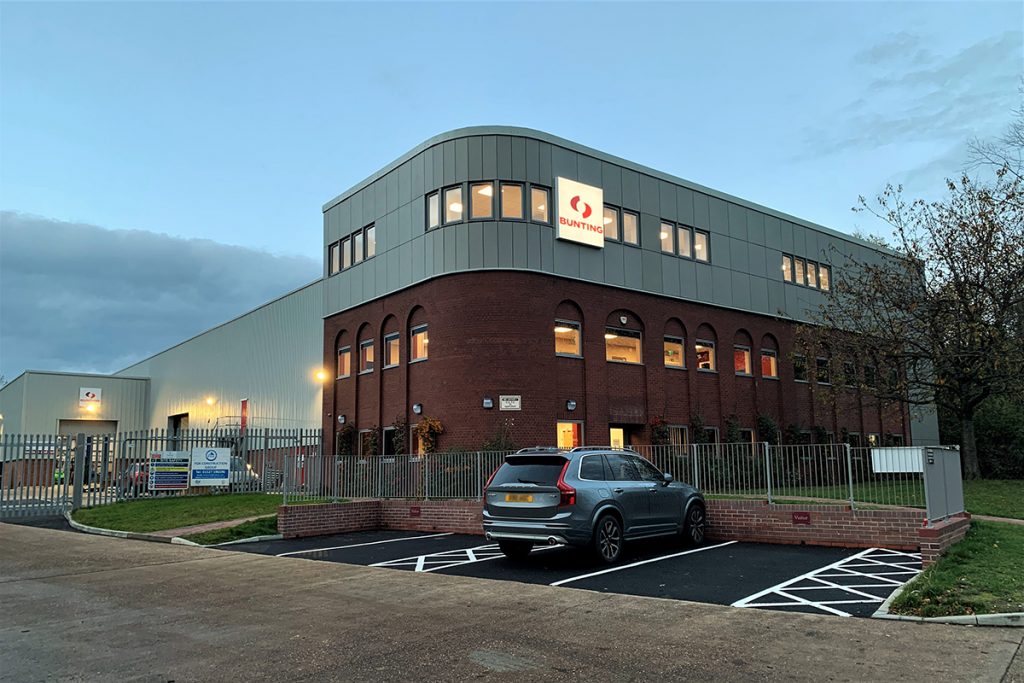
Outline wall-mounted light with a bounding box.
[412,403,423,415]
[205,396,217,406]
[482,397,494,409]
[566,400,577,411]
[85,404,97,413]
[337,414,346,424]
[314,369,328,382]
[619,315,628,325]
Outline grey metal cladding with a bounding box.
[321,127,894,324]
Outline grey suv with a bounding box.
[482,447,707,564]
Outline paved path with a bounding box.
[150,513,276,538]
[1,522,1022,682]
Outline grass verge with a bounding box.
[183,515,279,545]
[962,479,1024,520]
[72,493,283,533]
[889,521,1024,617]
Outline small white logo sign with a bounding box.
[556,177,605,248]
[79,388,102,407]
[499,395,522,411]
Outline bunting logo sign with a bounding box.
[556,177,604,248]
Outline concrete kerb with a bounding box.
[64,511,277,547]
[873,582,1024,627]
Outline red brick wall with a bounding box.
[380,499,482,535]
[277,500,380,538]
[278,500,484,539]
[919,514,971,566]
[322,271,912,452]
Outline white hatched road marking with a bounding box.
[549,541,737,587]
[276,532,453,557]
[370,542,558,573]
[731,547,922,617]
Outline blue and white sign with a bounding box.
[190,447,231,487]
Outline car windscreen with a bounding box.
[490,457,566,487]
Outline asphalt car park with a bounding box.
[234,530,922,618]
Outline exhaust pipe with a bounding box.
[485,533,493,541]
[547,536,559,545]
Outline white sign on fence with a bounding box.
[870,447,924,474]
[499,395,521,411]
[190,447,231,487]
[149,451,190,491]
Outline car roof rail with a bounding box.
[515,446,563,454]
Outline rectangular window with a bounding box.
[342,237,351,269]
[694,230,710,262]
[329,242,340,275]
[738,428,755,444]
[794,354,808,382]
[760,350,778,378]
[605,327,642,364]
[445,186,463,223]
[359,340,374,373]
[886,434,905,447]
[384,333,399,368]
[556,421,583,450]
[336,346,351,378]
[695,340,716,372]
[554,320,582,357]
[816,357,831,384]
[669,426,689,448]
[806,261,818,288]
[705,426,720,444]
[427,192,440,229]
[843,361,857,387]
[794,258,806,285]
[501,183,523,219]
[660,222,675,254]
[622,211,639,245]
[354,231,364,264]
[864,363,877,387]
[603,206,619,240]
[734,346,752,375]
[470,182,494,219]
[531,186,549,223]
[664,336,685,368]
[365,225,376,259]
[819,264,831,291]
[410,325,428,362]
[677,226,692,258]
[782,254,793,282]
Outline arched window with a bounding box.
[335,330,351,379]
[695,323,717,372]
[664,318,686,369]
[733,329,754,376]
[605,310,644,365]
[554,300,584,358]
[759,333,780,379]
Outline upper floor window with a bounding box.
[660,222,675,254]
[694,230,710,262]
[329,242,341,276]
[622,211,640,246]
[359,339,374,374]
[501,183,523,219]
[794,354,808,382]
[342,236,352,269]
[695,340,716,372]
[677,226,692,258]
[354,230,365,264]
[734,346,752,375]
[554,320,582,357]
[816,357,831,384]
[471,182,494,219]
[819,264,831,291]
[864,363,877,387]
[410,325,429,362]
[664,336,685,368]
[384,333,400,369]
[794,257,806,285]
[605,327,642,364]
[445,186,463,223]
[531,187,549,223]
[365,225,376,259]
[782,254,793,282]
[782,253,831,291]
[806,260,818,288]
[761,349,778,378]
[603,206,619,240]
[427,192,440,229]
[337,346,351,378]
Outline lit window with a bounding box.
[336,346,351,378]
[342,237,351,269]
[554,320,581,357]
[794,354,808,382]
[867,433,879,447]
[677,226,692,258]
[470,183,494,219]
[695,340,716,371]
[669,426,688,448]
[794,258,806,285]
[782,254,793,282]
[354,231,364,264]
[556,421,583,449]
[816,357,831,384]
[660,222,674,254]
[734,346,752,375]
[427,192,439,229]
[365,225,376,259]
[501,183,523,219]
[806,261,817,288]
[359,339,374,373]
[819,264,831,291]
[410,325,429,362]
[603,206,619,241]
[664,336,685,368]
[445,186,463,223]
[329,242,340,275]
[384,333,399,368]
[605,328,642,364]
[622,211,639,245]
[761,350,778,378]
[531,187,549,223]
[694,230,709,262]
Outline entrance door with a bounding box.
[610,427,626,449]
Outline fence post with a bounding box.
[475,451,482,500]
[763,442,773,504]
[282,453,291,506]
[844,443,855,509]
[423,452,429,501]
[690,443,699,490]
[71,433,86,511]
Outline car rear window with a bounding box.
[490,457,566,486]
[579,455,606,480]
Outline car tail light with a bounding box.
[556,460,576,507]
[483,466,499,492]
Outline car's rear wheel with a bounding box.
[593,514,623,564]
[683,503,707,546]
[497,540,533,560]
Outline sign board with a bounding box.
[555,177,605,248]
[870,447,924,474]
[79,387,102,408]
[149,451,190,491]
[792,511,812,525]
[409,506,421,518]
[499,395,522,411]
[190,447,231,487]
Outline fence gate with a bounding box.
[0,434,74,519]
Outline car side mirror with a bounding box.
[662,472,673,484]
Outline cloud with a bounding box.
[853,31,930,65]
[0,212,319,381]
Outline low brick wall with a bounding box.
[277,500,379,539]
[919,514,971,566]
[278,500,483,539]
[380,500,482,535]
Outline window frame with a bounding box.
[733,345,753,376]
[604,327,643,365]
[364,224,376,260]
[669,425,689,448]
[342,236,352,269]
[793,354,808,383]
[469,182,495,220]
[805,260,818,288]
[336,345,352,379]
[677,225,693,258]
[354,230,365,265]
[500,182,525,221]
[782,254,793,282]
[695,339,717,373]
[530,185,550,224]
[555,420,584,450]
[663,335,686,369]
[383,333,400,369]
[443,185,464,224]
[426,191,440,230]
[760,349,779,379]
[693,229,710,262]
[358,339,375,374]
[659,221,675,254]
[577,454,608,481]
[603,205,620,241]
[819,264,832,291]
[816,356,831,385]
[622,210,640,246]
[328,242,341,276]
[410,324,429,363]
[794,257,806,285]
[554,319,582,359]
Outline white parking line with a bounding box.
[371,543,558,572]
[276,532,453,557]
[549,541,737,587]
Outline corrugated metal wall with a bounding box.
[1,372,149,434]
[0,374,27,434]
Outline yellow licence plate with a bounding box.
[505,493,534,503]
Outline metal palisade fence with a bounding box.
[0,428,320,519]
[283,443,964,523]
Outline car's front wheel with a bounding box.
[497,540,533,560]
[593,514,623,564]
[682,503,707,546]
